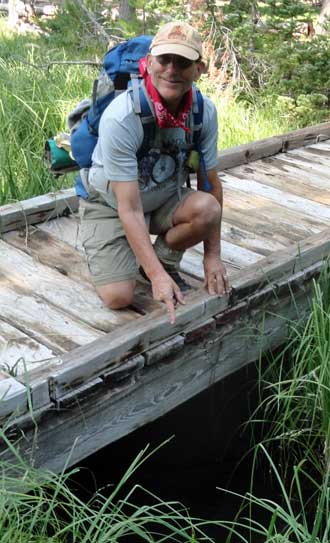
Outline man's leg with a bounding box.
[166,190,221,250]
[150,189,221,268]
[80,199,138,310]
[96,280,136,310]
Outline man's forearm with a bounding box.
[118,207,164,280]
[202,172,223,258]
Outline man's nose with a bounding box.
[165,60,179,72]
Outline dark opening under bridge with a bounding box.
[1,121,330,471]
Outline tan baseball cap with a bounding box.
[150,21,203,61]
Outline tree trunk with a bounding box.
[8,0,19,27]
[119,0,134,22]
[316,0,330,34]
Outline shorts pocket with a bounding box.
[80,222,97,249]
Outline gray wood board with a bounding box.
[257,155,330,187]
[221,172,330,221]
[3,226,91,285]
[221,221,289,256]
[230,229,330,298]
[228,160,330,205]
[0,189,78,233]
[0,371,28,419]
[23,228,330,401]
[30,289,230,400]
[222,187,325,241]
[0,274,103,353]
[0,239,138,331]
[217,123,330,170]
[4,268,318,472]
[0,319,55,374]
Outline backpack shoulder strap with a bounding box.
[192,85,203,146]
[128,77,156,158]
[191,86,210,192]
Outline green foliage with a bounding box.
[252,263,330,474]
[222,445,330,543]
[0,433,213,542]
[0,20,100,203]
[266,37,330,98]
[219,0,330,115]
[1,0,330,204]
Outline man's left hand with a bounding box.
[203,254,231,297]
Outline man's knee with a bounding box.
[184,192,221,228]
[97,280,135,310]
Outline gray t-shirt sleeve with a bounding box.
[94,92,143,182]
[200,95,218,171]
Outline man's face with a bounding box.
[146,53,204,112]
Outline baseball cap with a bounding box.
[150,21,203,61]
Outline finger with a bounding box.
[218,272,228,296]
[223,272,231,294]
[173,285,185,305]
[207,275,217,296]
[165,298,176,325]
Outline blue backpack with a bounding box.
[70,35,208,197]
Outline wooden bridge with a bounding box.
[1,122,330,471]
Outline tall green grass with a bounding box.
[220,444,330,543]
[1,17,323,205]
[0,20,100,204]
[213,91,304,151]
[251,265,330,476]
[0,431,214,542]
[219,265,330,542]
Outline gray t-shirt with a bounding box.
[89,89,218,213]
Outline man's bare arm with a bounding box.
[112,181,185,323]
[197,168,230,296]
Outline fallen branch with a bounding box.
[73,0,111,42]
[9,57,101,71]
[40,60,102,69]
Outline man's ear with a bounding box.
[146,53,152,73]
[194,60,206,81]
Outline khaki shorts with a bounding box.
[79,188,194,286]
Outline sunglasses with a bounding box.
[156,54,196,70]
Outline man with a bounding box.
[80,21,230,324]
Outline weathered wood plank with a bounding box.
[271,154,330,183]
[221,172,330,221]
[230,229,330,300]
[0,275,103,353]
[0,189,78,233]
[257,156,330,187]
[0,371,27,419]
[0,319,55,374]
[4,265,318,472]
[222,187,324,241]
[3,226,91,285]
[32,227,330,401]
[4,225,165,315]
[228,161,330,206]
[43,289,230,400]
[217,123,330,170]
[287,147,330,167]
[194,240,264,266]
[221,221,288,255]
[0,240,138,331]
[37,215,83,252]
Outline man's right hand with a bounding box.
[151,272,185,324]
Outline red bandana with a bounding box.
[139,57,192,133]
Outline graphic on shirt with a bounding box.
[152,154,176,183]
[138,141,189,191]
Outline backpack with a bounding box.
[69,35,209,197]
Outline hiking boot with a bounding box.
[139,266,192,293]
